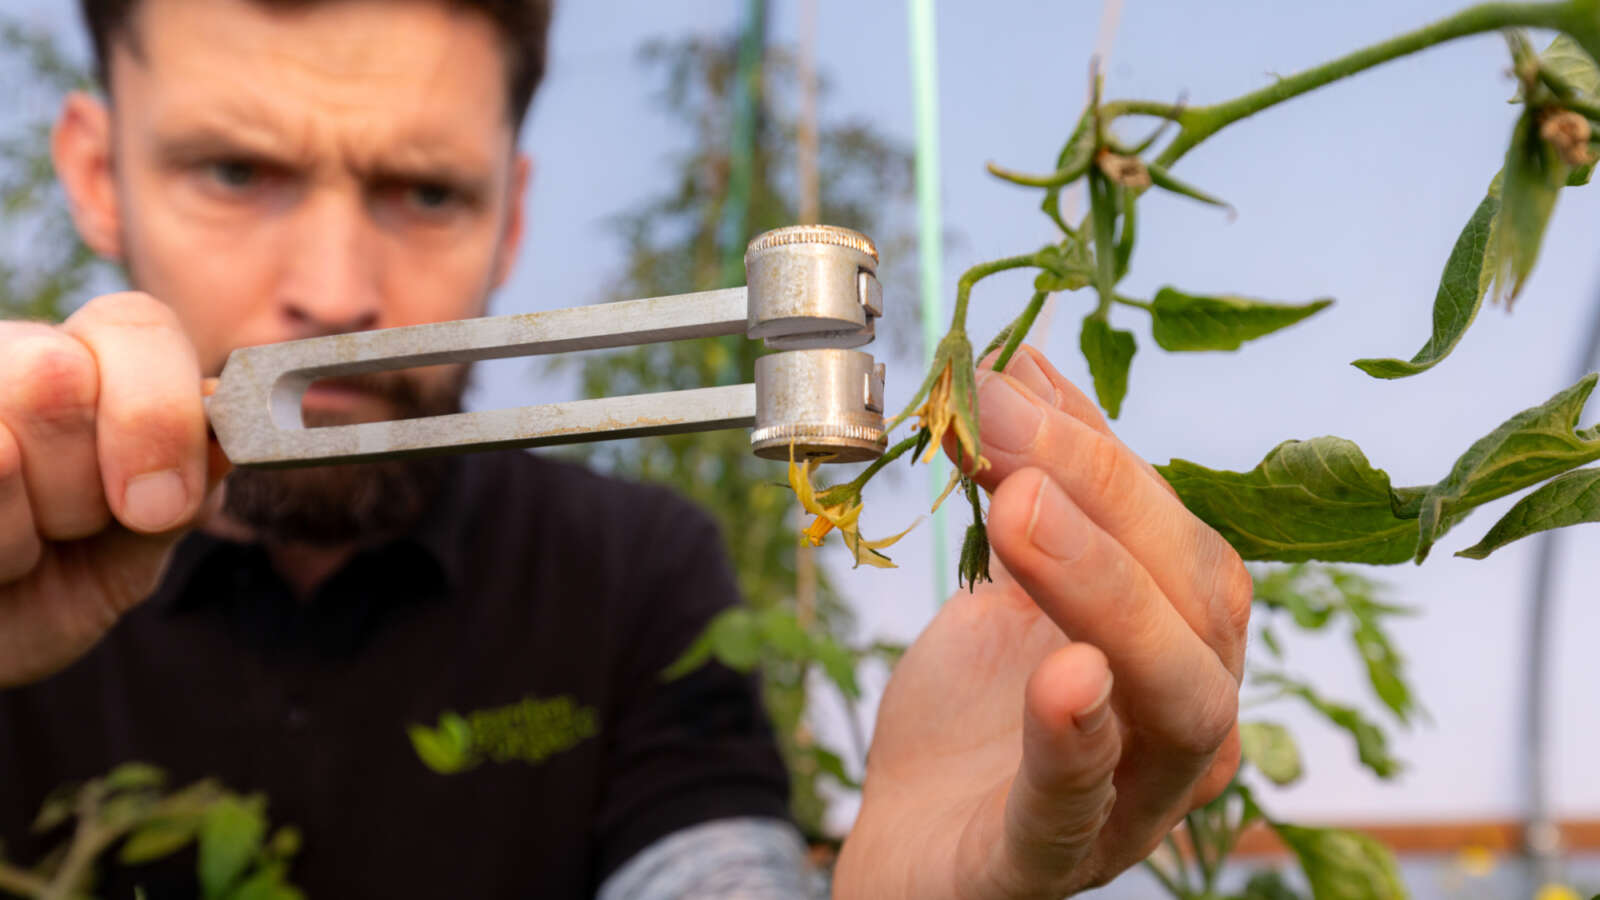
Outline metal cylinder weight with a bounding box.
[751,348,886,463]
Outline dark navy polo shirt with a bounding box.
[0,450,790,897]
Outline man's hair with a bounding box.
[79,0,554,129]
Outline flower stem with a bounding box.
[952,253,1042,328]
[994,291,1050,372]
[1153,1,1584,169]
[847,433,922,492]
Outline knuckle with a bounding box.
[1219,554,1254,636]
[1,334,98,437]
[1174,679,1239,759]
[1078,434,1130,500]
[76,291,180,332]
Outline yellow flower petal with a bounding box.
[1534,884,1580,900]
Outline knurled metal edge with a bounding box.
[750,421,887,448]
[746,225,878,263]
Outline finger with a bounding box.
[968,372,1251,679]
[0,422,43,582]
[996,642,1121,895]
[981,344,1113,438]
[976,344,1174,498]
[0,322,111,540]
[61,293,207,535]
[988,467,1237,757]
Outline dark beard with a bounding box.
[221,367,467,544]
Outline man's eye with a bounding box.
[207,160,258,188]
[409,183,456,210]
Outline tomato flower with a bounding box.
[787,446,916,568]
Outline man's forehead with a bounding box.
[114,0,514,156]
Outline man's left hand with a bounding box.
[834,345,1250,899]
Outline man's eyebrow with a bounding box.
[361,139,497,187]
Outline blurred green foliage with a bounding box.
[0,16,108,322]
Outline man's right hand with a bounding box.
[1,292,217,688]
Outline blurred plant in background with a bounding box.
[0,17,107,323]
[0,762,303,900]
[556,32,917,837]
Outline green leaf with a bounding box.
[407,713,477,775]
[1457,467,1600,559]
[708,607,763,671]
[1033,238,1093,293]
[1159,439,1419,564]
[811,635,862,700]
[120,816,202,864]
[756,606,810,658]
[1150,288,1332,352]
[1080,313,1136,418]
[226,862,304,900]
[1259,625,1284,659]
[1256,674,1401,778]
[265,826,302,861]
[808,746,861,791]
[1242,869,1308,900]
[661,625,716,681]
[199,795,268,899]
[31,783,79,833]
[1491,108,1569,304]
[1352,191,1499,378]
[1349,614,1417,725]
[105,762,167,794]
[1240,721,1303,786]
[1273,824,1407,900]
[1412,374,1600,561]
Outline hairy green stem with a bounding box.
[845,434,921,493]
[994,291,1050,372]
[1103,99,1186,121]
[1153,1,1585,168]
[1112,293,1153,311]
[952,253,1040,328]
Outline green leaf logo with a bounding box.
[407,713,479,775]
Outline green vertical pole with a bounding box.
[720,0,768,288]
[908,0,949,602]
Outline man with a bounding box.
[0,0,1251,897]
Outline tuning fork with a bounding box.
[204,225,889,469]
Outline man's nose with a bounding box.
[278,191,383,338]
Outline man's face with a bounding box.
[57,0,532,544]
[94,0,527,420]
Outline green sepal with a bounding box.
[1146,161,1232,210]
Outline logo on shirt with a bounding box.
[407,694,599,774]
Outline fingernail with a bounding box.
[1002,352,1058,406]
[124,469,188,532]
[1072,672,1114,734]
[1028,475,1087,561]
[978,373,1043,453]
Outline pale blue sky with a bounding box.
[6,0,1600,860]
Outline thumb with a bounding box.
[1001,642,1121,893]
